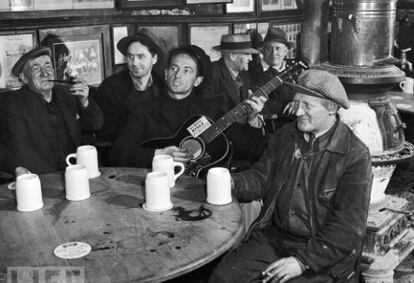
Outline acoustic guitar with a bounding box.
[139,60,308,178]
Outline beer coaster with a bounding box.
[54,242,91,259]
[143,202,173,212]
[396,103,413,109]
[7,182,16,190]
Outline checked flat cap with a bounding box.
[285,70,350,109]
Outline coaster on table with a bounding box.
[54,242,91,259]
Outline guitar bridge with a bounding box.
[185,153,212,177]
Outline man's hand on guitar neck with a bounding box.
[154,146,193,164]
[245,91,268,128]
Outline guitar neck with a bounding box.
[201,75,283,143]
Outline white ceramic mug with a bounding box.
[16,173,43,212]
[399,77,414,94]
[144,171,173,212]
[206,167,232,205]
[65,165,90,201]
[66,145,100,179]
[152,155,185,188]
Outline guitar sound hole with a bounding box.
[180,139,203,160]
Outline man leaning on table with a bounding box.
[0,46,103,175]
[209,70,373,283]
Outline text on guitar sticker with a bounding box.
[187,116,212,137]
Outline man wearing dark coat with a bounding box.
[1,46,103,175]
[94,31,165,143]
[250,27,298,132]
[108,45,267,170]
[200,34,259,119]
[209,70,372,283]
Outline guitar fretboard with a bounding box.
[201,75,283,143]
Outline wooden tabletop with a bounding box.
[388,91,414,114]
[0,167,243,283]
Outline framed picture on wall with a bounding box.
[119,0,182,9]
[225,0,254,13]
[186,0,232,3]
[39,25,112,86]
[73,0,114,9]
[136,24,183,62]
[281,0,295,10]
[189,23,231,62]
[233,22,257,34]
[10,0,33,11]
[112,25,129,65]
[260,0,281,12]
[34,0,71,10]
[0,31,37,89]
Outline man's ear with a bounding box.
[152,54,158,66]
[194,76,204,87]
[19,73,28,84]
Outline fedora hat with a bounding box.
[262,27,294,49]
[11,46,52,77]
[213,33,259,54]
[117,30,162,58]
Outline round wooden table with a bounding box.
[0,167,243,283]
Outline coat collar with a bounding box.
[288,119,351,155]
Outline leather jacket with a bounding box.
[232,121,373,280]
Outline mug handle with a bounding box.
[66,153,77,166]
[400,81,406,91]
[173,162,185,181]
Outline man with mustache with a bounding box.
[0,46,103,174]
[94,31,165,143]
[209,70,372,283]
[108,45,267,170]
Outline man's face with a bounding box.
[21,55,55,93]
[262,41,288,68]
[126,41,157,79]
[293,93,333,135]
[165,53,202,98]
[234,53,252,72]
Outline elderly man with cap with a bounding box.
[1,46,103,174]
[200,33,260,118]
[94,30,165,144]
[209,70,372,283]
[108,45,266,171]
[251,27,299,132]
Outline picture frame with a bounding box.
[72,0,115,9]
[281,0,295,10]
[189,23,231,62]
[118,0,182,9]
[186,0,232,3]
[10,0,33,11]
[0,31,37,89]
[39,25,112,86]
[233,22,257,34]
[225,0,254,13]
[260,0,281,12]
[34,0,71,10]
[136,24,183,62]
[112,25,129,65]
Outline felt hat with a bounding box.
[213,33,259,54]
[11,46,52,77]
[284,70,350,109]
[262,27,294,49]
[117,30,162,57]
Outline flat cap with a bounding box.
[11,46,51,77]
[285,70,350,109]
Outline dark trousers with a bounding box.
[208,229,342,283]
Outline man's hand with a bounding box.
[245,91,268,127]
[154,146,193,164]
[69,78,89,107]
[262,257,304,283]
[15,166,31,178]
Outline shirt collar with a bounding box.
[262,59,286,73]
[130,73,153,91]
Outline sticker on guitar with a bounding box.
[186,116,212,137]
